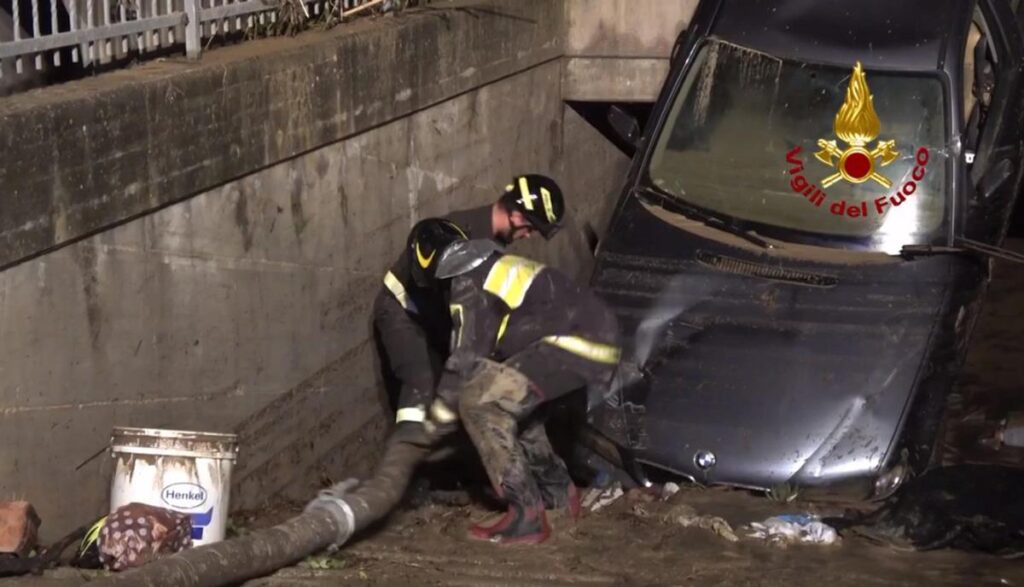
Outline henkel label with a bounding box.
[161,482,208,510]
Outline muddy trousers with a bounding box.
[458,343,615,511]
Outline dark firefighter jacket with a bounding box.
[373,205,495,368]
[438,253,621,398]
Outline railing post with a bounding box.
[184,0,201,59]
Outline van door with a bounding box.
[962,0,1024,245]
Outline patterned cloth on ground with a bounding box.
[97,502,193,571]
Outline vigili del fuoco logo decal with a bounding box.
[785,61,931,219]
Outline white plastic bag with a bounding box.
[747,514,839,545]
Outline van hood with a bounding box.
[590,196,984,492]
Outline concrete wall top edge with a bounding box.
[565,0,697,58]
[0,0,563,270]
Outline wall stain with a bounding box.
[466,90,480,132]
[549,118,563,162]
[338,182,350,226]
[234,186,254,253]
[316,155,329,179]
[290,175,308,240]
[71,245,102,348]
[269,205,281,234]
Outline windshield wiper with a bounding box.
[902,238,1024,265]
[633,185,773,250]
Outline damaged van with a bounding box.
[587,0,1024,500]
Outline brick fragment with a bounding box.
[0,501,41,557]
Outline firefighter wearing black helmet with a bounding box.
[498,173,566,239]
[404,218,621,545]
[372,174,568,431]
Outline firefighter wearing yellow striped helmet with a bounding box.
[408,219,621,546]
[373,174,569,434]
[498,174,566,240]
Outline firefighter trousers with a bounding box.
[458,341,617,511]
[372,290,445,421]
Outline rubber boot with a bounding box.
[538,480,581,521]
[468,500,552,545]
[560,482,583,521]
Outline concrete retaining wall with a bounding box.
[0,0,631,537]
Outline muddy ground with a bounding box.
[18,486,1024,586]
[10,243,1024,586]
[236,483,1023,587]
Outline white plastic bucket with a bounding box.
[109,426,239,547]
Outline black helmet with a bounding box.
[501,174,566,239]
[407,218,468,288]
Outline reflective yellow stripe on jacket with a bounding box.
[395,406,426,423]
[542,335,621,365]
[384,271,417,314]
[495,314,511,344]
[483,255,546,310]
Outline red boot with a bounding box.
[467,502,552,545]
[540,481,582,522]
[565,482,581,522]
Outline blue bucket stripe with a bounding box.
[189,507,213,540]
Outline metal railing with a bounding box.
[0,0,404,83]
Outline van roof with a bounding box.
[708,0,973,72]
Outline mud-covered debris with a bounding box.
[825,464,1024,556]
[747,514,839,547]
[625,487,659,504]
[663,503,739,542]
[661,482,682,500]
[631,503,651,519]
[582,483,624,512]
[302,555,348,570]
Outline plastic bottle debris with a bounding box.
[747,514,839,546]
[1000,412,1024,448]
[581,483,624,512]
[663,503,739,542]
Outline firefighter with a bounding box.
[409,217,622,545]
[374,174,567,434]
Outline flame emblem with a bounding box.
[814,62,898,188]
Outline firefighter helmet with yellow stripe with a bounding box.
[501,174,566,239]
[407,218,468,288]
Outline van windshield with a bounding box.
[646,39,949,254]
